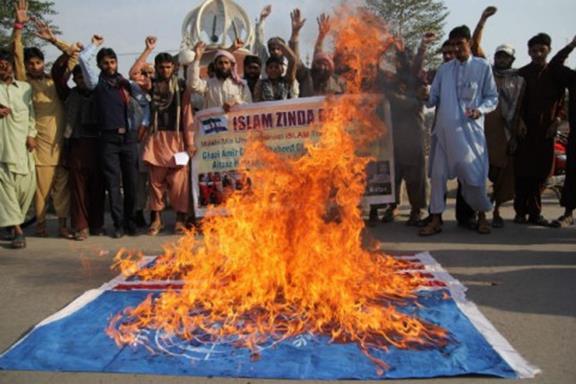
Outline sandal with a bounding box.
[147,221,164,236]
[381,207,397,223]
[74,229,89,241]
[418,218,442,237]
[35,227,48,238]
[1,228,15,241]
[59,227,74,239]
[366,209,379,227]
[174,221,187,235]
[491,215,504,228]
[477,217,492,234]
[406,210,423,227]
[11,234,26,249]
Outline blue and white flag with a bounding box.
[0,253,539,380]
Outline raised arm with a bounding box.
[11,0,28,81]
[32,17,80,78]
[78,35,104,90]
[278,40,297,83]
[471,6,497,59]
[185,42,207,94]
[393,36,412,76]
[254,5,272,67]
[313,13,329,59]
[289,8,306,64]
[32,17,73,56]
[550,35,576,66]
[51,52,72,101]
[412,32,436,77]
[129,36,156,89]
[226,38,244,54]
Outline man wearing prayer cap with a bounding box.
[484,42,525,228]
[470,7,528,229]
[187,43,252,112]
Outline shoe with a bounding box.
[477,216,491,235]
[174,221,187,235]
[74,229,89,241]
[125,225,138,236]
[1,228,15,241]
[418,216,442,236]
[550,215,575,228]
[35,222,48,237]
[11,234,26,249]
[381,207,397,223]
[147,221,164,236]
[366,209,379,227]
[513,214,528,224]
[492,215,505,228]
[405,210,423,227]
[418,214,444,227]
[59,227,74,239]
[528,215,550,227]
[89,228,106,236]
[58,218,73,239]
[112,227,125,239]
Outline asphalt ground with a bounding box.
[0,190,574,384]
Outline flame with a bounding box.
[108,8,449,371]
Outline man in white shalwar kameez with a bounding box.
[420,26,499,236]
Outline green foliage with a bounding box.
[365,0,449,68]
[0,0,59,48]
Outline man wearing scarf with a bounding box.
[79,35,150,238]
[310,53,345,96]
[309,13,345,96]
[187,43,252,111]
[141,52,195,235]
[514,33,574,226]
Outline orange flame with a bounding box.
[108,8,449,372]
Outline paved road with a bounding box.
[1,195,574,384]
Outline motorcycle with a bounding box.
[547,131,568,199]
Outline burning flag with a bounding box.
[0,7,540,382]
[107,8,450,373]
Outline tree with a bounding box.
[365,0,449,68]
[0,0,58,48]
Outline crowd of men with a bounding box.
[0,2,574,249]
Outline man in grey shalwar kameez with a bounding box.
[420,26,498,236]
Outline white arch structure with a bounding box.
[180,0,255,51]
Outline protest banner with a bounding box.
[191,96,395,217]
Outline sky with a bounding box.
[42,0,575,72]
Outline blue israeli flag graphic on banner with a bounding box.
[202,116,228,135]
